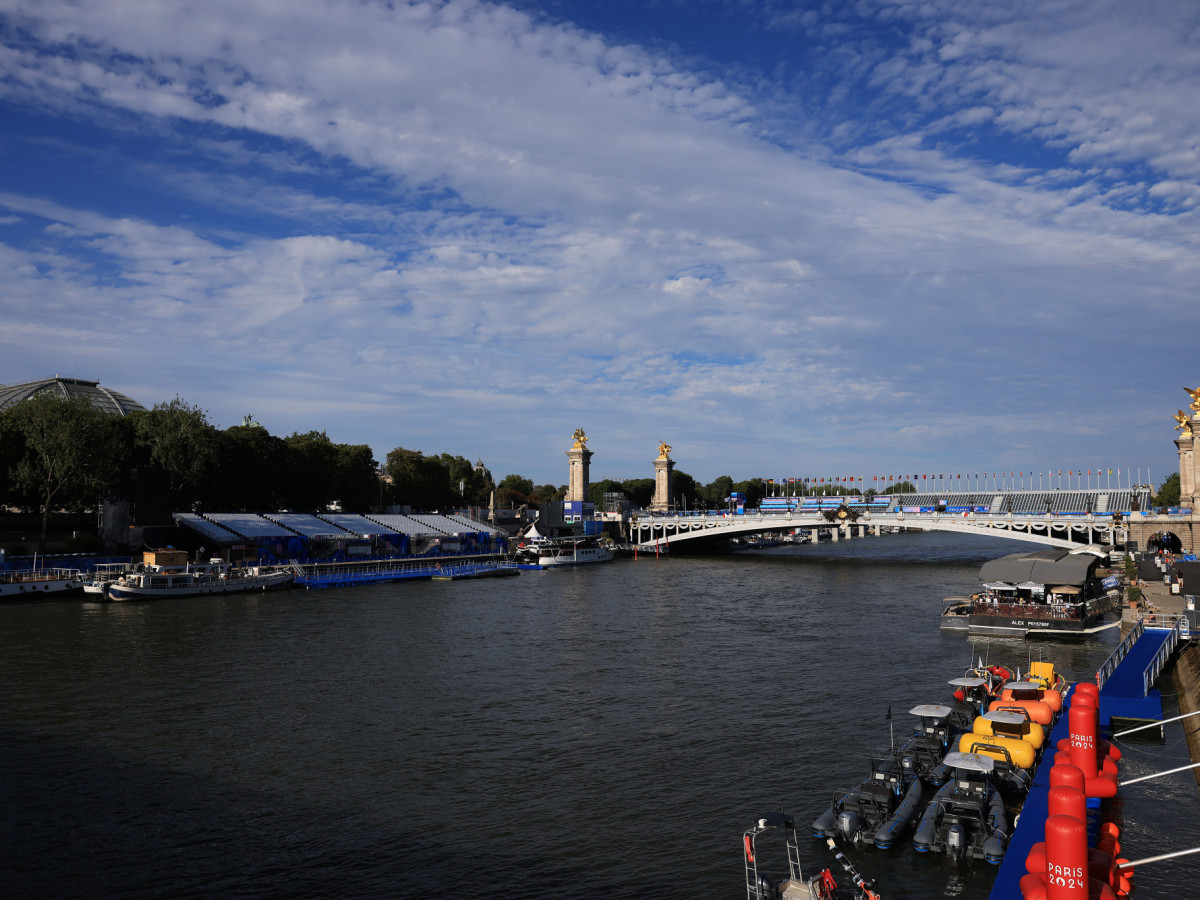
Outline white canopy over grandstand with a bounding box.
[204,513,298,539]
[264,513,355,538]
[321,514,400,536]
[174,512,241,543]
[174,510,499,543]
[444,514,505,535]
[369,514,453,537]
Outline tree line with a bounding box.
[0,394,498,549]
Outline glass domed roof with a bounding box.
[0,376,148,416]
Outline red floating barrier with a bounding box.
[1045,814,1090,900]
[1048,784,1087,824]
[1050,761,1084,793]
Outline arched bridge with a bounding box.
[629,489,1158,551]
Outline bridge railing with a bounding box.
[630,508,1134,523]
[1139,615,1187,697]
[1097,619,1144,690]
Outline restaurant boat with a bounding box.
[941,548,1121,637]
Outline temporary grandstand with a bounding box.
[263,513,355,539]
[173,510,506,563]
[764,489,1155,516]
[880,489,1154,515]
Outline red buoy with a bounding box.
[1048,784,1086,824]
[1044,814,1089,900]
[1066,704,1099,779]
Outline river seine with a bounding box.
[3,532,1199,898]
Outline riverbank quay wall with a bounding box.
[1170,643,1200,786]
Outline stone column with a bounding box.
[565,437,592,503]
[1179,425,1197,509]
[650,445,675,512]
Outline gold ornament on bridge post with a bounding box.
[571,428,588,449]
[1185,386,1200,413]
[1175,409,1193,438]
[657,441,672,460]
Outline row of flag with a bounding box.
[765,470,1117,484]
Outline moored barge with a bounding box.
[942,548,1120,637]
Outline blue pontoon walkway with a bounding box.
[296,559,518,588]
[1095,616,1189,726]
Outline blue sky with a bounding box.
[1,0,1197,488]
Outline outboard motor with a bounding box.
[751,872,780,900]
[836,810,862,842]
[946,823,965,859]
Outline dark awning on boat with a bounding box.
[978,549,1097,587]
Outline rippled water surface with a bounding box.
[3,532,1198,898]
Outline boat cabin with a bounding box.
[143,548,188,569]
[973,549,1107,620]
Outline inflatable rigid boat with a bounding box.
[811,750,924,850]
[898,704,954,786]
[912,752,1007,864]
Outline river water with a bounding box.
[2,532,1198,898]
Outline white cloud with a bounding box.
[0,0,1195,482]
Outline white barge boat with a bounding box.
[537,538,615,567]
[107,559,295,601]
[0,567,84,600]
[82,562,134,599]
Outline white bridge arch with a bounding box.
[630,510,1126,551]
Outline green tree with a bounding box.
[386,448,453,509]
[733,477,765,508]
[589,479,619,509]
[528,483,565,505]
[209,424,287,511]
[337,444,380,511]
[672,470,701,510]
[493,473,532,508]
[619,478,655,508]
[1154,472,1181,508]
[284,431,340,511]
[883,481,917,494]
[128,397,216,509]
[438,453,492,506]
[0,412,30,509]
[701,475,734,509]
[4,393,123,551]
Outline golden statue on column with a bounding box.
[1175,410,1193,437]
